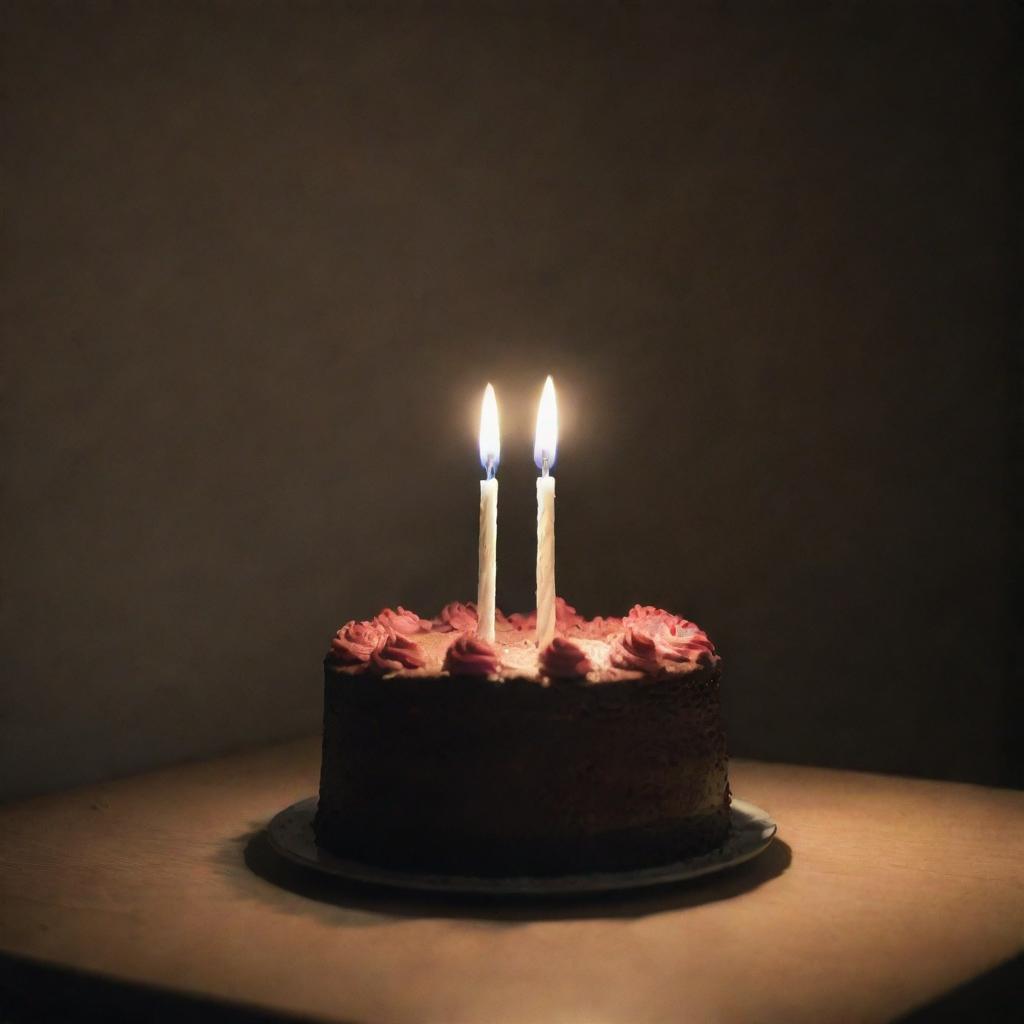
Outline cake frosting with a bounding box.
[327,601,717,682]
[610,626,663,673]
[374,605,428,636]
[370,631,426,673]
[539,636,593,679]
[432,601,479,633]
[443,634,499,676]
[329,619,386,665]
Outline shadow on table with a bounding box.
[0,951,319,1024]
[219,824,792,924]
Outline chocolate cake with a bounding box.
[315,600,730,877]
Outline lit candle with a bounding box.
[534,375,558,648]
[477,383,500,643]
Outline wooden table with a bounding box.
[0,738,1021,1023]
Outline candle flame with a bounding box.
[534,375,558,472]
[479,383,500,474]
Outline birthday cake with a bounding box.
[314,599,730,877]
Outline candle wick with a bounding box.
[486,457,495,481]
[541,455,550,478]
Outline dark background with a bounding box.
[2,1,1019,800]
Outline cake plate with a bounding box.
[266,798,777,896]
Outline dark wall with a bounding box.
[2,2,1018,799]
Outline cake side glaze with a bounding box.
[316,667,728,875]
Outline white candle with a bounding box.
[534,376,558,648]
[477,383,500,642]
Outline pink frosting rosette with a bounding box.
[610,627,662,673]
[443,634,499,676]
[433,601,479,633]
[370,631,426,674]
[658,624,717,665]
[374,606,427,636]
[540,637,593,679]
[329,619,387,665]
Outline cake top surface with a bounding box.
[326,600,718,683]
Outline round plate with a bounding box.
[266,797,777,896]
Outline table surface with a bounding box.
[0,738,1021,1024]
